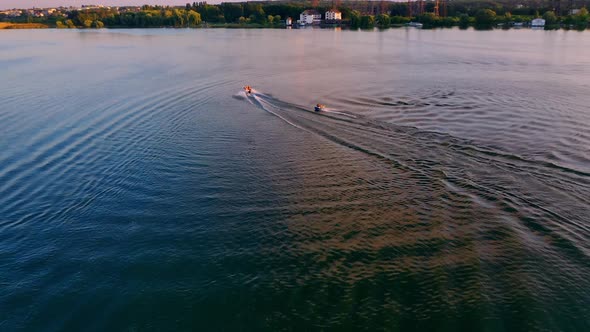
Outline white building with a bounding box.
[570,9,581,15]
[325,9,342,21]
[531,18,546,27]
[300,9,321,25]
[1,10,22,17]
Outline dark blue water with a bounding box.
[1,28,590,331]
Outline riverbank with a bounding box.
[0,22,48,29]
[0,24,586,31]
[2,1,589,31]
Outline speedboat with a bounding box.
[314,104,325,112]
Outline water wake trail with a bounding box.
[320,108,358,119]
[243,92,307,131]
[241,91,590,258]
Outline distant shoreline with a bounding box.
[0,23,584,31]
[0,22,48,29]
[2,2,589,32]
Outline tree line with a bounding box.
[53,7,202,29]
[1,1,589,29]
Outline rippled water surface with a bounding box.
[1,28,590,331]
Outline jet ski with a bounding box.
[243,85,253,94]
[314,104,325,112]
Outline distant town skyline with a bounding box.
[1,0,224,10]
[1,0,408,11]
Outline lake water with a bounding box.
[1,28,589,331]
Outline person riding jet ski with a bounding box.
[314,104,325,112]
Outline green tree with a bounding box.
[577,7,589,24]
[274,15,281,24]
[390,15,410,25]
[56,21,66,28]
[543,11,558,25]
[245,3,265,24]
[377,14,390,28]
[187,10,201,27]
[92,20,104,28]
[417,13,438,25]
[221,3,243,23]
[173,9,185,27]
[350,10,361,29]
[474,9,496,26]
[581,7,590,17]
[83,19,93,28]
[360,15,375,29]
[267,15,274,24]
[65,19,76,28]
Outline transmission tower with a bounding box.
[407,0,428,17]
[554,0,561,15]
[380,0,387,15]
[434,0,440,16]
